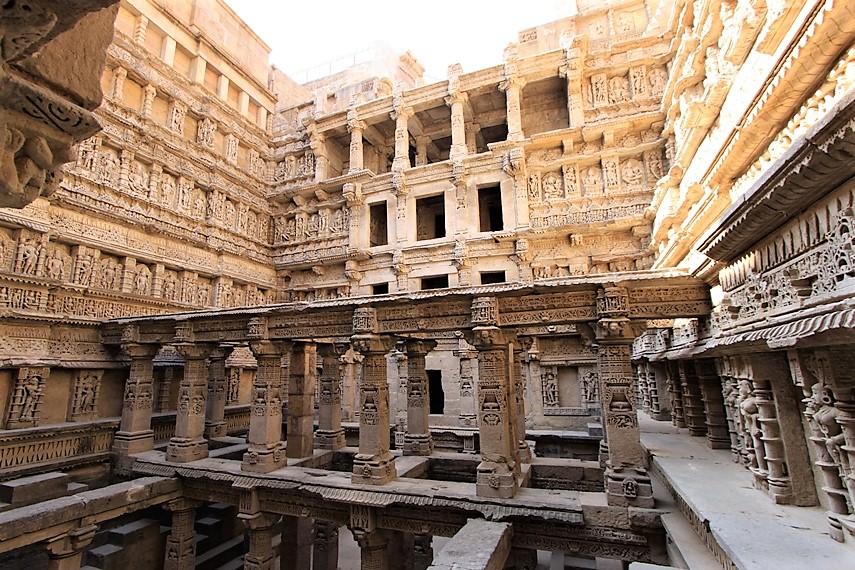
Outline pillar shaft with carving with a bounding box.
[44,525,98,570]
[403,339,437,456]
[204,346,231,438]
[316,344,346,450]
[512,341,531,463]
[351,308,396,485]
[243,337,287,473]
[312,520,340,570]
[500,77,525,141]
[348,115,365,173]
[446,93,468,159]
[595,286,652,508]
[391,103,411,171]
[168,340,212,463]
[163,499,200,570]
[455,340,478,428]
[113,337,159,464]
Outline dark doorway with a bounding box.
[428,370,444,414]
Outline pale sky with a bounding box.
[224,1,576,84]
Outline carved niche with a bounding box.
[69,369,103,421]
[6,367,50,429]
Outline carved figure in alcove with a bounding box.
[813,386,851,479]
[134,265,151,295]
[583,166,603,194]
[542,372,559,407]
[18,238,40,274]
[736,379,761,470]
[621,158,644,185]
[19,374,43,421]
[46,250,65,280]
[608,76,629,104]
[649,68,668,98]
[528,174,541,201]
[542,173,563,200]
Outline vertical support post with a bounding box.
[281,515,313,570]
[347,113,365,173]
[239,489,279,570]
[163,499,200,570]
[693,359,731,449]
[43,525,97,570]
[167,323,211,463]
[454,338,478,428]
[349,505,388,570]
[288,342,317,459]
[678,361,707,437]
[316,344,346,450]
[351,308,397,485]
[595,286,653,508]
[243,318,288,473]
[468,297,520,498]
[391,98,412,171]
[413,534,433,570]
[113,327,159,469]
[312,521,339,570]
[205,345,232,438]
[403,339,437,456]
[513,339,532,463]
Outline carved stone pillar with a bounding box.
[6,366,49,429]
[414,135,430,167]
[665,361,686,428]
[312,521,339,570]
[454,339,478,428]
[43,525,97,570]
[677,361,707,437]
[281,515,313,570]
[347,115,365,173]
[469,297,520,499]
[351,308,397,485]
[413,534,433,570]
[694,359,731,449]
[316,344,346,450]
[446,92,468,159]
[403,339,437,456]
[391,102,412,171]
[242,513,279,570]
[595,286,653,508]
[141,84,156,120]
[113,333,158,465]
[647,362,669,421]
[500,77,526,141]
[287,342,317,459]
[243,331,288,473]
[204,346,232,438]
[163,499,200,570]
[167,338,212,463]
[513,340,532,463]
[349,505,388,570]
[559,38,586,128]
[156,366,175,412]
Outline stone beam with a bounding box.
[428,519,511,570]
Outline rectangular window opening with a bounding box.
[416,195,446,240]
[480,271,506,285]
[420,275,449,290]
[372,283,390,295]
[428,370,444,414]
[478,186,503,232]
[369,203,388,247]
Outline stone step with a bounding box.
[195,534,245,570]
[85,543,124,567]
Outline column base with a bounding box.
[476,462,519,499]
[352,452,396,485]
[112,430,154,457]
[403,433,433,456]
[166,437,208,463]
[204,421,226,439]
[315,429,346,450]
[242,444,286,473]
[605,466,654,508]
[244,552,275,570]
[518,441,532,463]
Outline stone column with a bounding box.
[500,76,526,141]
[665,361,686,428]
[513,340,532,463]
[316,344,346,450]
[677,361,707,437]
[312,521,339,570]
[414,136,430,167]
[469,297,520,498]
[167,325,212,463]
[387,531,414,570]
[281,515,313,570]
[288,342,317,459]
[156,366,174,412]
[454,338,478,428]
[243,333,289,473]
[163,499,200,570]
[559,38,586,128]
[204,346,232,438]
[340,346,363,421]
[141,84,156,120]
[445,92,469,159]
[113,331,158,468]
[391,101,412,171]
[347,114,365,173]
[351,308,397,485]
[413,534,433,570]
[242,513,279,570]
[110,66,127,101]
[43,525,97,570]
[595,286,653,508]
[693,359,730,449]
[403,339,437,456]
[350,505,388,570]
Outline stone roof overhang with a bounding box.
[699,89,855,263]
